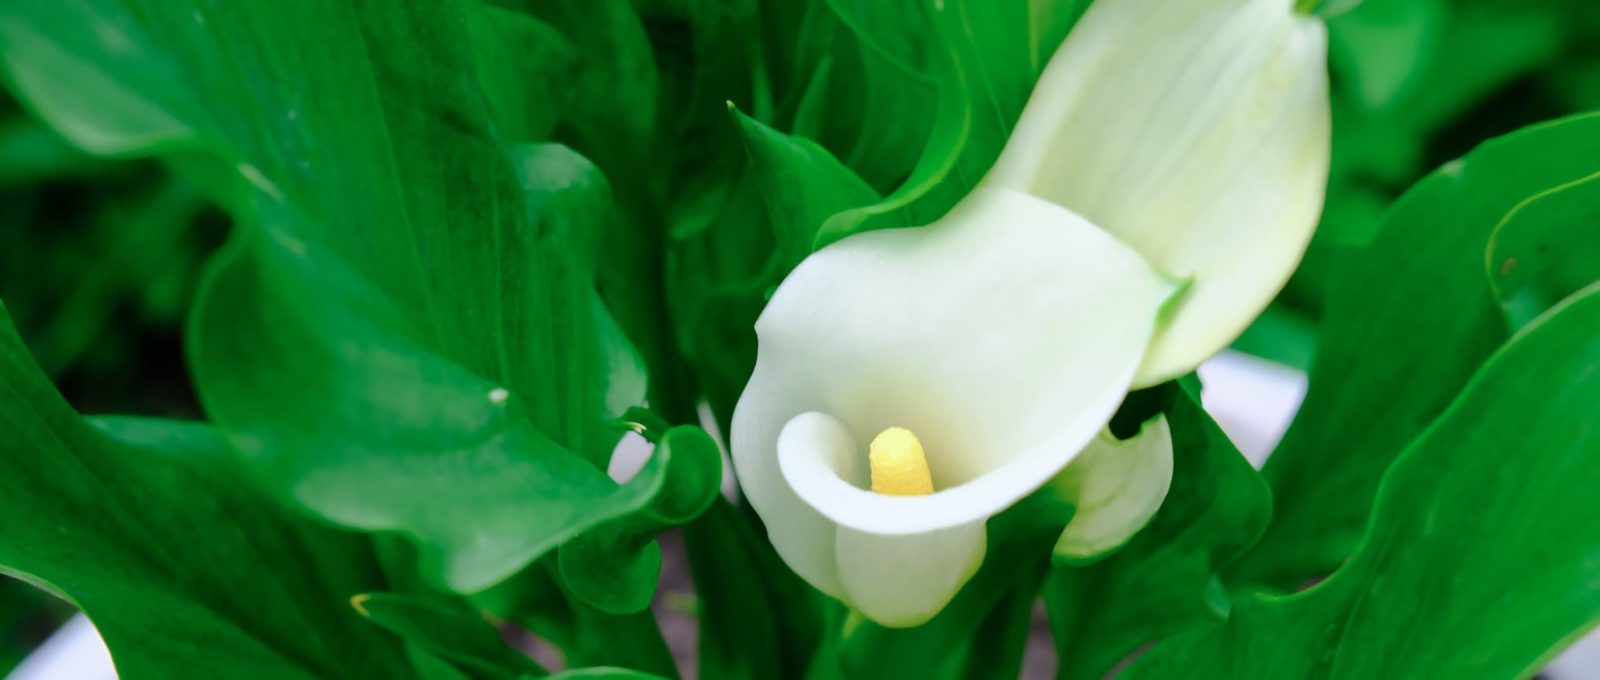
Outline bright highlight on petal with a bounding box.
[869,428,934,496]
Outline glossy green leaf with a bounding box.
[1130,282,1600,678]
[0,303,417,679]
[0,0,656,594]
[353,592,544,679]
[1487,170,1600,330]
[1046,383,1271,679]
[1236,112,1600,589]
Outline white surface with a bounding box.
[1197,350,1308,466]
[7,614,112,680]
[12,350,1598,677]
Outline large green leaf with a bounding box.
[1129,282,1600,678]
[1235,112,1600,588]
[353,591,545,679]
[0,304,417,679]
[1046,383,1271,679]
[1486,170,1600,330]
[684,500,826,680]
[0,0,682,594]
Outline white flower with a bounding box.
[731,0,1329,627]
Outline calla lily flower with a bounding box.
[731,0,1329,627]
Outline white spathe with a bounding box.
[732,188,1180,626]
[1051,416,1175,563]
[987,0,1331,386]
[731,0,1329,627]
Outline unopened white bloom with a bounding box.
[987,0,1331,385]
[732,0,1328,627]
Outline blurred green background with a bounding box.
[2,0,1597,670]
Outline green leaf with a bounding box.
[0,578,67,673]
[1235,112,1600,589]
[353,592,544,679]
[816,493,1068,680]
[467,7,578,143]
[815,0,1077,247]
[820,0,939,195]
[14,172,204,376]
[548,669,669,680]
[1486,170,1600,330]
[515,0,658,176]
[0,303,417,679]
[1326,0,1446,111]
[1046,384,1271,679]
[0,0,651,593]
[731,106,879,270]
[0,114,109,185]
[1128,282,1600,678]
[471,561,678,678]
[557,426,723,614]
[684,500,824,680]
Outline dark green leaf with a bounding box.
[354,592,544,679]
[684,500,824,680]
[468,7,577,143]
[1046,383,1271,679]
[732,106,879,270]
[815,0,1073,246]
[1129,282,1600,678]
[472,560,679,678]
[548,668,669,680]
